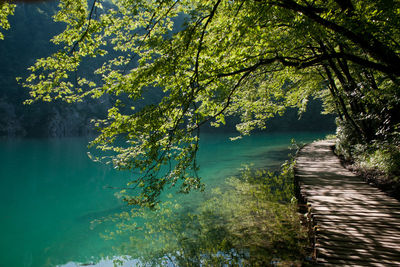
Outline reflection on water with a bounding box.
[0,132,328,266]
[59,257,140,267]
[97,163,307,266]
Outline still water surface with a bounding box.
[0,131,329,267]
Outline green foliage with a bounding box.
[0,2,15,40]
[358,148,400,178]
[336,112,400,180]
[0,0,398,204]
[99,161,308,266]
[335,119,360,160]
[337,133,400,180]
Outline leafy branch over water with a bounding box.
[98,160,308,266]
[7,0,398,206]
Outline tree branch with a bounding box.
[70,0,97,54]
[197,70,252,128]
[193,0,222,82]
[268,0,400,77]
[217,51,399,78]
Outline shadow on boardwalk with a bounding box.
[295,140,400,266]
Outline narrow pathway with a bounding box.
[295,140,400,266]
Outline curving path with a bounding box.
[295,140,400,266]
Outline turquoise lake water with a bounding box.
[0,131,329,267]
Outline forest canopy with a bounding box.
[1,0,399,206]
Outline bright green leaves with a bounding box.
[0,2,15,40]
[18,0,400,206]
[23,51,82,104]
[21,0,322,206]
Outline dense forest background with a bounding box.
[0,2,335,138]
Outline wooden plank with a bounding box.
[305,196,400,205]
[316,255,400,266]
[311,206,400,213]
[317,263,388,267]
[316,233,400,248]
[316,259,390,267]
[301,189,393,197]
[316,225,400,235]
[301,188,395,196]
[309,202,400,209]
[316,233,400,244]
[316,230,400,243]
[316,227,400,237]
[314,220,400,229]
[314,219,400,229]
[301,190,390,196]
[316,239,400,252]
[312,214,400,223]
[317,247,400,261]
[299,179,366,185]
[317,250,400,265]
[312,210,400,218]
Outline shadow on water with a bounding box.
[76,205,128,223]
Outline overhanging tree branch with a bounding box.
[217,52,398,78]
[266,0,400,77]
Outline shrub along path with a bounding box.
[295,140,400,266]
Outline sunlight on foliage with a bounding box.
[336,118,400,182]
[349,144,400,180]
[0,2,15,40]
[0,0,398,205]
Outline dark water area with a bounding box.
[0,131,330,266]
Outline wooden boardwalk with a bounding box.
[295,140,400,266]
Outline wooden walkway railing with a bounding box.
[295,140,400,266]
